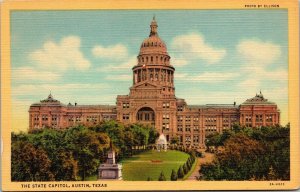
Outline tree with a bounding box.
[183,163,188,174]
[186,160,191,170]
[200,125,290,180]
[170,136,179,147]
[232,123,242,133]
[158,171,166,181]
[148,126,159,144]
[267,166,277,180]
[52,150,78,181]
[177,166,184,179]
[26,128,79,180]
[11,141,54,181]
[170,169,177,181]
[65,126,110,181]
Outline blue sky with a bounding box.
[11,10,288,132]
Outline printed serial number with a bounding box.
[269,182,285,186]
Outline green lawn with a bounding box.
[85,175,97,181]
[121,150,190,181]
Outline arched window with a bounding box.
[156,56,158,62]
[155,73,158,80]
[151,56,153,62]
[146,57,148,63]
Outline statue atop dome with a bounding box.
[150,16,158,37]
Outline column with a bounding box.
[48,113,51,127]
[252,113,255,127]
[133,71,135,84]
[146,68,149,81]
[159,68,161,82]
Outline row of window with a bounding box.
[243,114,274,122]
[177,116,200,122]
[67,115,114,122]
[163,102,170,108]
[177,126,200,132]
[123,114,129,120]
[205,125,217,131]
[138,55,169,64]
[162,123,169,130]
[180,135,199,143]
[122,103,130,108]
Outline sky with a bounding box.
[11,10,288,132]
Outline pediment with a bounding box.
[133,82,158,89]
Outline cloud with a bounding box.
[105,74,131,81]
[12,67,61,82]
[170,32,226,64]
[172,57,188,67]
[237,78,260,89]
[96,56,136,72]
[29,36,91,71]
[240,66,288,82]
[12,83,108,98]
[92,44,128,60]
[175,72,239,83]
[236,39,287,91]
[237,39,281,65]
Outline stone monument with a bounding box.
[98,143,122,180]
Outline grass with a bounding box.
[121,150,189,181]
[85,175,97,181]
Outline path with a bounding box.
[187,152,215,180]
[123,160,186,163]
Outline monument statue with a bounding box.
[98,142,122,180]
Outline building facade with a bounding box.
[29,18,280,149]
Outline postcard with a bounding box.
[1,0,299,191]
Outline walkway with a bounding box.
[187,152,215,180]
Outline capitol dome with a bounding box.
[139,17,168,55]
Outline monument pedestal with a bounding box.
[97,147,122,180]
[98,164,122,180]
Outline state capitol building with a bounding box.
[29,18,280,149]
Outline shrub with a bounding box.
[170,169,177,181]
[158,171,166,181]
[177,166,184,178]
[187,161,191,170]
[183,163,188,174]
